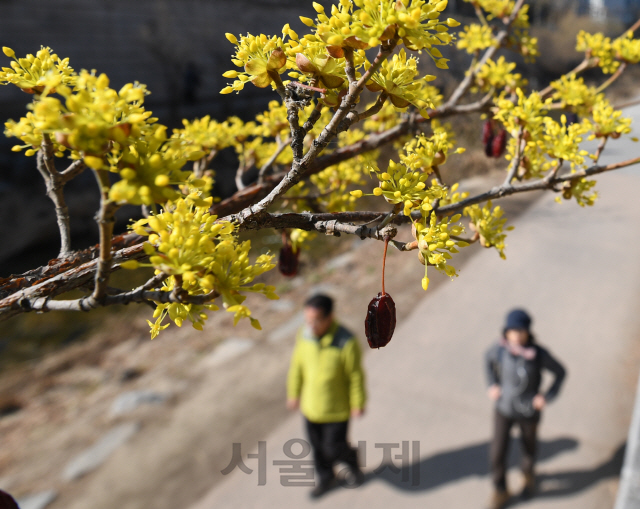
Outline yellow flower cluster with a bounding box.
[400,122,464,171]
[475,56,525,93]
[556,178,597,207]
[538,115,590,169]
[586,100,632,139]
[366,49,435,116]
[613,31,640,65]
[128,198,278,336]
[508,29,538,62]
[222,0,459,97]
[472,0,530,28]
[495,88,551,137]
[109,125,202,205]
[550,75,601,116]
[301,0,457,57]
[172,115,241,156]
[6,69,152,170]
[437,182,469,207]
[457,24,494,54]
[364,159,446,216]
[221,32,287,93]
[286,31,351,90]
[414,212,468,290]
[464,201,512,259]
[498,100,591,178]
[576,30,640,74]
[0,46,76,93]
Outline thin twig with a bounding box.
[435,155,640,216]
[502,127,525,186]
[84,169,119,308]
[302,101,324,135]
[258,136,290,184]
[60,159,86,182]
[596,62,627,93]
[342,92,389,131]
[592,137,608,165]
[37,136,72,257]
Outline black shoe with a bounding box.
[488,489,510,509]
[342,467,364,487]
[309,479,335,499]
[520,473,535,499]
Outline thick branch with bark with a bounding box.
[2,3,639,322]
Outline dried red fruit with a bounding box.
[491,129,507,157]
[365,236,396,348]
[365,292,396,348]
[482,120,493,146]
[484,135,494,157]
[278,243,299,277]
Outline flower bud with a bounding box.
[300,16,315,27]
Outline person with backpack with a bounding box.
[485,309,566,509]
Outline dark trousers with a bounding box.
[490,409,539,491]
[305,418,359,486]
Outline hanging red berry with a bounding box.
[278,231,299,277]
[482,120,493,146]
[364,237,396,349]
[365,292,396,348]
[491,129,507,158]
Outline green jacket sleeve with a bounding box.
[287,339,303,400]
[343,337,366,410]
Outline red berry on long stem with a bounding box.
[365,237,396,349]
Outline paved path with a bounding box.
[190,123,640,509]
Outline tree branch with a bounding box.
[257,136,290,184]
[25,286,220,313]
[502,126,524,186]
[434,155,640,215]
[79,169,120,310]
[211,93,491,219]
[37,137,73,258]
[236,210,398,241]
[234,36,400,223]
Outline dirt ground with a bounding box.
[0,169,557,509]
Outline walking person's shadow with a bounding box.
[357,436,624,503]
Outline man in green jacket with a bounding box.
[287,294,366,499]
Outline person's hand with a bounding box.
[532,394,546,410]
[351,408,365,418]
[287,398,299,411]
[487,384,501,401]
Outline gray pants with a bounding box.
[490,408,539,491]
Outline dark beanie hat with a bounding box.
[504,309,532,332]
